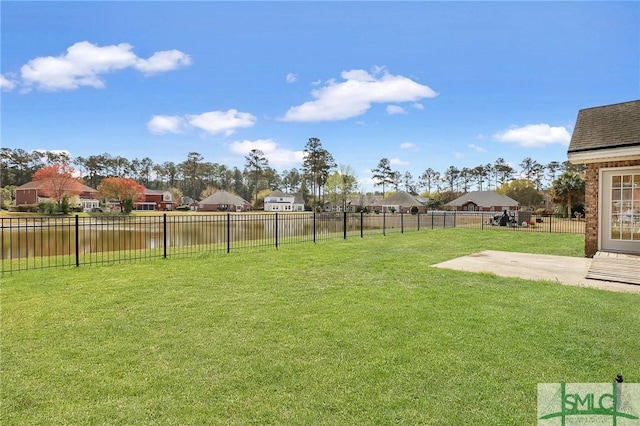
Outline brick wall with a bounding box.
[584,159,640,257]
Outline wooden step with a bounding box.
[586,252,640,285]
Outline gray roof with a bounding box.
[568,100,640,154]
[267,190,304,204]
[16,180,97,193]
[380,191,424,206]
[446,191,519,207]
[199,190,249,206]
[292,192,305,204]
[346,194,382,206]
[267,189,287,198]
[145,188,169,195]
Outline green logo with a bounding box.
[538,383,640,425]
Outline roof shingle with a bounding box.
[446,191,519,207]
[199,190,249,206]
[568,100,640,153]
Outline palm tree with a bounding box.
[552,170,585,218]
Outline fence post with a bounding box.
[360,210,364,238]
[453,211,457,228]
[227,213,231,253]
[343,211,347,239]
[75,215,80,267]
[163,214,167,258]
[275,212,279,249]
[313,212,316,243]
[549,214,552,233]
[383,211,386,236]
[481,212,484,230]
[417,212,420,231]
[431,211,434,229]
[401,211,404,233]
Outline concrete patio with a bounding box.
[432,250,640,294]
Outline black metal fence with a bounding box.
[1,211,584,274]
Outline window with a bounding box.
[610,173,640,241]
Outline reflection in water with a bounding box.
[1,213,398,260]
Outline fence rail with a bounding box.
[1,211,584,274]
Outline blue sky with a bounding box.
[2,1,638,190]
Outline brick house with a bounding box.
[568,100,640,257]
[198,190,251,212]
[343,194,382,213]
[135,188,177,211]
[446,191,519,212]
[378,191,427,213]
[14,180,100,210]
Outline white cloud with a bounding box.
[148,109,256,136]
[453,152,464,159]
[280,67,437,122]
[147,115,185,134]
[413,103,424,110]
[19,41,191,91]
[229,139,304,168]
[400,142,416,149]
[386,105,406,115]
[358,176,377,191]
[230,139,277,155]
[0,74,17,91]
[493,123,571,148]
[286,73,298,83]
[135,50,191,74]
[389,158,409,166]
[186,109,256,136]
[467,143,486,152]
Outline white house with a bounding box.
[264,190,305,212]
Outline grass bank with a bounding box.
[2,229,638,424]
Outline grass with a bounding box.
[2,229,639,425]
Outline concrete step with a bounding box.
[586,252,640,285]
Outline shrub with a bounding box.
[9,204,39,213]
[38,201,58,214]
[410,206,419,215]
[60,196,70,215]
[123,199,134,214]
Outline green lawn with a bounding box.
[2,229,639,425]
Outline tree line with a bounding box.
[0,142,585,213]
